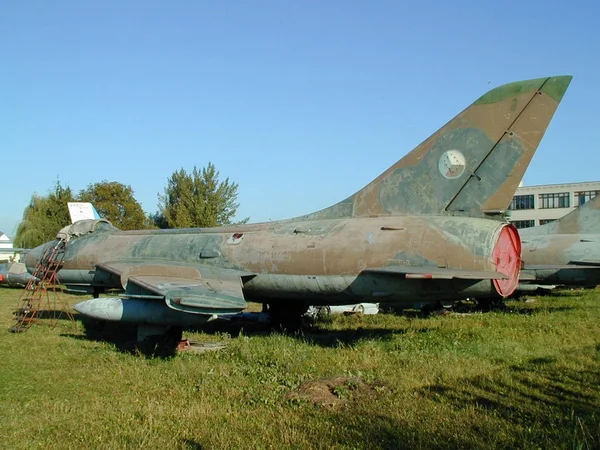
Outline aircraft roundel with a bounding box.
[438,150,466,179]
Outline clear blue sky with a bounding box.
[1,1,599,236]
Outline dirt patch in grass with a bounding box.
[286,376,385,409]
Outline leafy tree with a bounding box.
[157,162,247,228]
[15,181,75,248]
[78,181,147,230]
[146,211,166,229]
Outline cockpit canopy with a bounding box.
[56,219,117,242]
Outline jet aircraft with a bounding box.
[23,75,572,345]
[519,194,600,289]
[1,203,99,288]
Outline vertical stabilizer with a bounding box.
[298,76,572,220]
[521,195,600,236]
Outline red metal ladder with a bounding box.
[9,238,74,333]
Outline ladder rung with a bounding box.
[11,238,69,333]
[17,317,36,323]
[9,326,28,333]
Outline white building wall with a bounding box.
[0,232,16,262]
[508,181,600,228]
[0,232,12,249]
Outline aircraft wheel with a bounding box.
[267,303,308,332]
[421,302,443,315]
[139,326,183,357]
[476,298,506,311]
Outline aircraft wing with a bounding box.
[568,260,600,266]
[96,262,249,316]
[520,264,600,285]
[523,264,600,269]
[364,266,509,280]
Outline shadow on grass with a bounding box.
[449,300,578,316]
[416,348,600,448]
[65,313,432,355]
[198,317,432,348]
[309,348,600,449]
[500,305,577,316]
[63,319,181,359]
[178,438,203,450]
[55,297,579,357]
[299,327,406,348]
[309,412,480,450]
[20,309,83,321]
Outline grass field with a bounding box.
[0,288,599,449]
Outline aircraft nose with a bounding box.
[23,245,43,272]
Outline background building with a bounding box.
[508,181,600,229]
[0,231,16,262]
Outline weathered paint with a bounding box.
[298,75,571,220]
[21,75,571,334]
[27,215,519,308]
[523,195,600,236]
[0,262,34,287]
[520,195,600,287]
[474,76,570,104]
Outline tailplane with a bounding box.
[298,76,572,220]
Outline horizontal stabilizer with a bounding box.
[524,264,600,270]
[569,260,600,266]
[364,266,509,280]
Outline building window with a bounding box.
[539,219,556,225]
[511,220,535,229]
[509,194,535,210]
[539,192,570,209]
[574,190,600,206]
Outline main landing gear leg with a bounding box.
[137,325,184,357]
[266,302,309,332]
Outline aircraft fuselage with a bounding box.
[27,215,520,308]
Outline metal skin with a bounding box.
[520,195,600,288]
[0,262,35,287]
[23,75,571,342]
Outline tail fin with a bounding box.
[523,195,600,235]
[298,76,572,220]
[67,202,101,223]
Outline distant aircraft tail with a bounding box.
[298,76,572,220]
[68,202,101,223]
[522,195,600,235]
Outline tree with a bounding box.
[14,181,75,248]
[157,162,247,228]
[78,181,147,230]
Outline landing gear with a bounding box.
[137,325,183,357]
[421,301,446,315]
[476,297,507,311]
[265,302,309,332]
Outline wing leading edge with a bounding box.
[97,262,248,316]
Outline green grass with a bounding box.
[0,288,599,449]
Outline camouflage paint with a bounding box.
[297,75,572,220]
[22,76,571,333]
[520,195,600,287]
[28,215,519,309]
